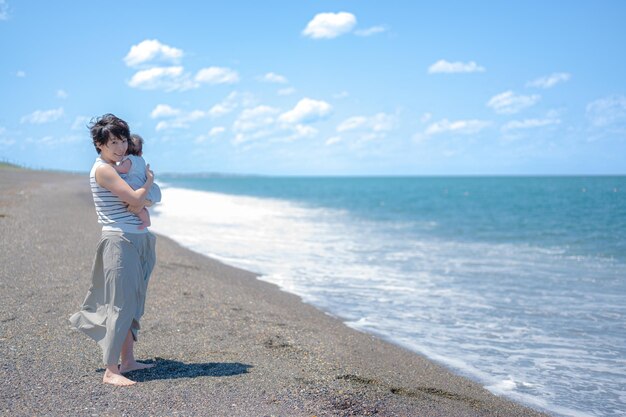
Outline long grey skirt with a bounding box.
[69,230,156,365]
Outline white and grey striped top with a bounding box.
[90,157,145,233]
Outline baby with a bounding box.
[114,134,161,229]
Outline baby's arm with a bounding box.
[114,158,132,174]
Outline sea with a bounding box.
[150,175,626,417]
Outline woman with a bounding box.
[70,114,157,386]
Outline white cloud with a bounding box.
[195,67,239,85]
[428,60,485,74]
[334,112,396,144]
[487,91,540,114]
[354,26,386,36]
[302,12,357,39]
[20,107,64,124]
[154,121,180,131]
[260,72,288,84]
[29,135,82,146]
[124,39,183,67]
[425,119,491,135]
[196,127,226,144]
[325,136,342,146]
[176,110,205,122]
[0,1,9,20]
[420,112,432,123]
[57,89,68,99]
[124,41,238,91]
[337,116,368,132]
[16,70,25,77]
[151,104,181,118]
[154,121,174,131]
[502,117,561,131]
[370,113,396,132]
[209,91,256,117]
[337,113,396,133]
[278,98,332,124]
[526,72,571,89]
[127,66,191,91]
[277,87,296,96]
[232,102,325,145]
[209,103,234,117]
[233,105,280,134]
[209,96,235,117]
[155,109,207,131]
[292,124,317,138]
[71,116,91,131]
[209,126,226,136]
[128,66,238,91]
[586,95,626,127]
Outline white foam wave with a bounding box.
[151,185,626,417]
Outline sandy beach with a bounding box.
[0,166,549,416]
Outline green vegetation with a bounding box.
[0,162,24,170]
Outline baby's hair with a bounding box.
[129,133,144,156]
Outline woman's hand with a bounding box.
[127,203,144,214]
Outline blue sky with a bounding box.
[1,0,625,175]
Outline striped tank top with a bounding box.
[90,157,145,233]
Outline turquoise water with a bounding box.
[153,175,626,417]
[161,176,625,261]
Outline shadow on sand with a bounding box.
[97,357,253,382]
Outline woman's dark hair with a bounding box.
[89,113,130,154]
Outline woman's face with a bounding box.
[98,136,128,164]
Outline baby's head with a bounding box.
[128,134,144,156]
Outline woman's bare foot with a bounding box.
[103,367,136,386]
[120,360,155,373]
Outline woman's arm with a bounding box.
[95,163,154,207]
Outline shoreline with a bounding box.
[0,167,549,416]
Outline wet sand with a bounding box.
[0,167,549,416]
